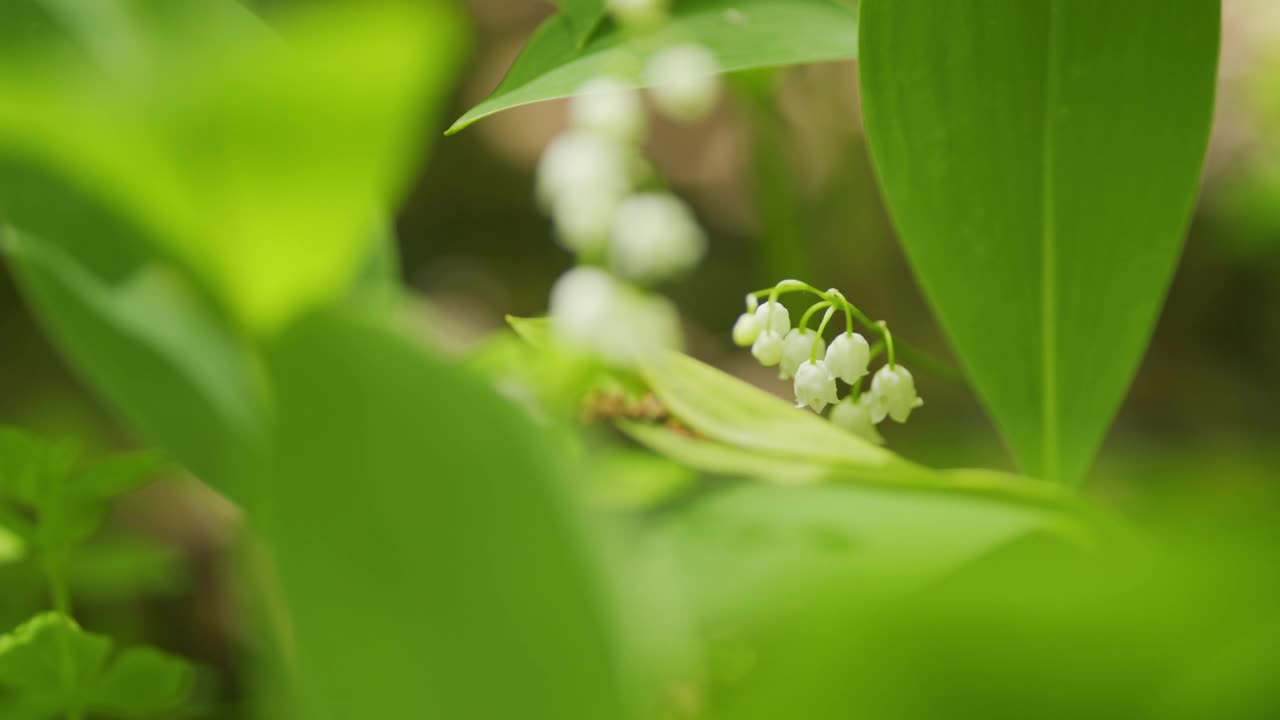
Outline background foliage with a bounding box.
[1,0,1278,718]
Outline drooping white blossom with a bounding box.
[869,364,924,424]
[536,130,630,212]
[825,331,871,384]
[610,192,707,281]
[779,328,826,380]
[753,301,790,337]
[732,312,760,347]
[570,76,647,145]
[550,185,623,256]
[830,394,885,445]
[751,331,784,367]
[646,43,721,123]
[793,359,838,413]
[549,267,681,368]
[550,266,620,348]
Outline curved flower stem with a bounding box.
[877,321,896,369]
[811,306,837,362]
[798,301,832,331]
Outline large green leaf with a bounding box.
[0,0,461,334]
[257,309,632,720]
[448,0,858,133]
[553,0,607,48]
[859,0,1219,484]
[6,233,265,501]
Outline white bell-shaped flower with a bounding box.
[570,77,646,145]
[830,394,885,445]
[753,301,790,337]
[536,130,630,212]
[868,364,924,424]
[550,267,681,368]
[550,185,622,257]
[646,44,722,123]
[825,331,871,384]
[779,328,826,380]
[793,359,838,413]
[751,331,784,367]
[550,267,620,349]
[599,290,683,367]
[610,192,707,281]
[606,0,668,28]
[732,312,759,347]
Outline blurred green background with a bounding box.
[1,0,1279,716]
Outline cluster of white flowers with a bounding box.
[541,1,724,368]
[732,281,924,445]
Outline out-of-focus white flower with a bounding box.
[732,312,759,347]
[646,44,721,122]
[610,192,706,281]
[549,267,681,368]
[536,130,630,212]
[830,394,884,445]
[599,290,683,366]
[550,266,620,348]
[751,331,784,367]
[754,301,790,336]
[868,364,924,423]
[570,76,647,145]
[825,332,871,384]
[606,0,668,28]
[779,328,826,380]
[551,185,623,257]
[793,359,838,413]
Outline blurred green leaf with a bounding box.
[70,449,164,501]
[449,0,858,133]
[588,446,697,509]
[858,0,1219,485]
[90,646,194,718]
[645,480,1079,713]
[0,524,24,566]
[0,0,461,333]
[507,314,552,348]
[0,427,166,581]
[258,308,632,720]
[618,420,833,485]
[0,612,192,719]
[6,235,264,501]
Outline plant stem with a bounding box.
[798,301,832,330]
[811,306,837,362]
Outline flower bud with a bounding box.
[793,359,838,413]
[825,332,871,384]
[646,44,721,123]
[607,0,668,28]
[779,328,826,380]
[753,301,790,337]
[570,76,646,145]
[536,130,630,212]
[732,313,759,347]
[610,192,707,281]
[751,331,784,367]
[830,395,885,445]
[869,364,924,424]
